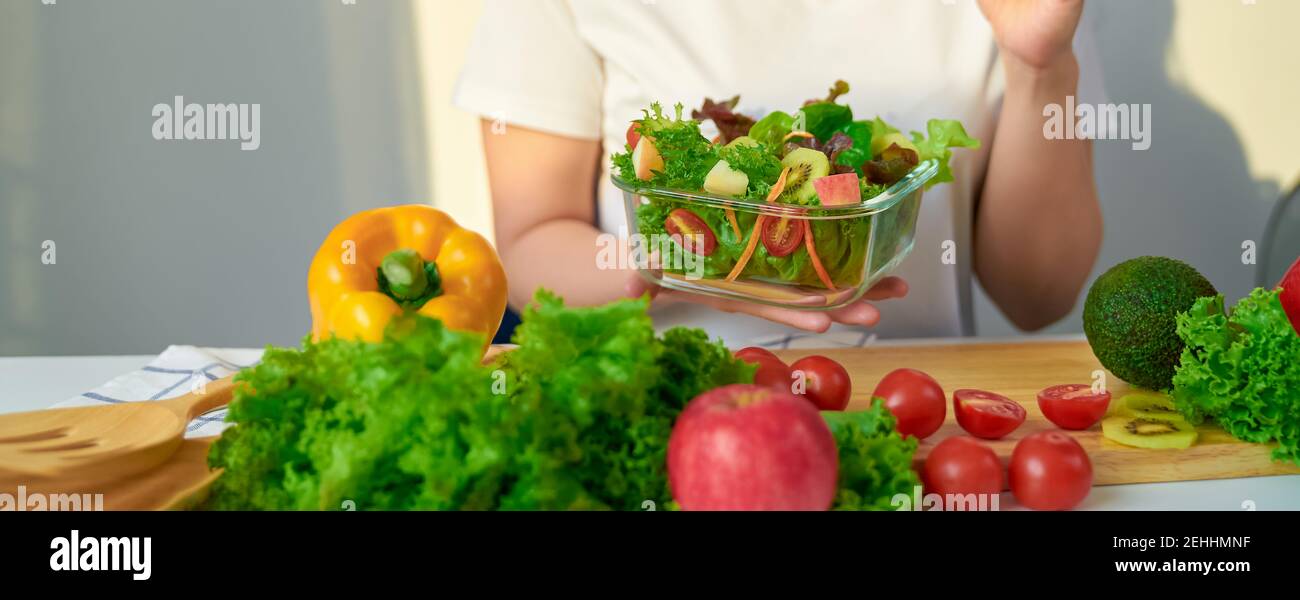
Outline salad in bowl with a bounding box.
[611,81,978,309]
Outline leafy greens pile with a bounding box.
[1172,288,1300,464]
[204,291,918,510]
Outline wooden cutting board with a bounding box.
[775,340,1300,487]
[4,340,1295,509]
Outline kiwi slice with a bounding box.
[1116,393,1183,421]
[1102,416,1198,449]
[778,147,831,204]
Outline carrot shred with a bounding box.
[727,167,792,282]
[725,208,742,238]
[803,219,836,291]
[765,167,791,204]
[727,215,765,282]
[783,131,815,143]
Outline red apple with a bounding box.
[812,173,860,206]
[1278,255,1300,336]
[668,384,838,511]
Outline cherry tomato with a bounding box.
[1037,384,1111,430]
[663,208,717,256]
[734,346,780,364]
[922,436,1004,502]
[734,351,793,392]
[761,216,804,257]
[1009,431,1092,510]
[953,389,1026,440]
[873,368,946,439]
[790,355,852,411]
[626,123,641,149]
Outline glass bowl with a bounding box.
[614,159,937,310]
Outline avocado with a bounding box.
[1082,256,1217,390]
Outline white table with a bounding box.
[3,354,1299,510]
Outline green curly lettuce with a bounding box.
[205,291,754,510]
[822,400,920,511]
[1172,288,1300,464]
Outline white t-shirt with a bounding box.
[454,0,1095,348]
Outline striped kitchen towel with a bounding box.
[51,346,263,438]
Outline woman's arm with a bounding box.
[479,120,625,310]
[976,0,1102,331]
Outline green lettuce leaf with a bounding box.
[1172,288,1300,463]
[910,119,981,187]
[822,400,920,511]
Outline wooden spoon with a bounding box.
[0,376,235,485]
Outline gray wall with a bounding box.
[0,0,425,355]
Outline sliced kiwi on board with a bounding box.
[778,147,831,204]
[1115,393,1184,421]
[1102,415,1198,449]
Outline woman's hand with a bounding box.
[625,273,909,333]
[977,0,1084,71]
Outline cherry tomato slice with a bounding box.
[922,436,1004,503]
[953,389,1026,440]
[874,368,946,439]
[790,355,852,411]
[1037,384,1111,430]
[664,208,717,256]
[1009,431,1092,510]
[761,216,804,257]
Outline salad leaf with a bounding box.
[799,102,854,144]
[911,119,981,187]
[205,291,756,510]
[1172,288,1300,464]
[822,400,920,511]
[692,95,756,145]
[833,121,872,174]
[748,110,795,155]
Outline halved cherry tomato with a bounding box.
[664,208,717,256]
[626,123,641,149]
[953,389,1026,440]
[761,216,804,257]
[1009,431,1092,510]
[874,368,946,439]
[1037,384,1111,430]
[733,349,792,392]
[790,355,851,411]
[922,436,1004,502]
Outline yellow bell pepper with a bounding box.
[308,205,508,348]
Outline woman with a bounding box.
[454,0,1102,347]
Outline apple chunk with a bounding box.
[632,136,664,180]
[702,159,749,197]
[813,172,861,206]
